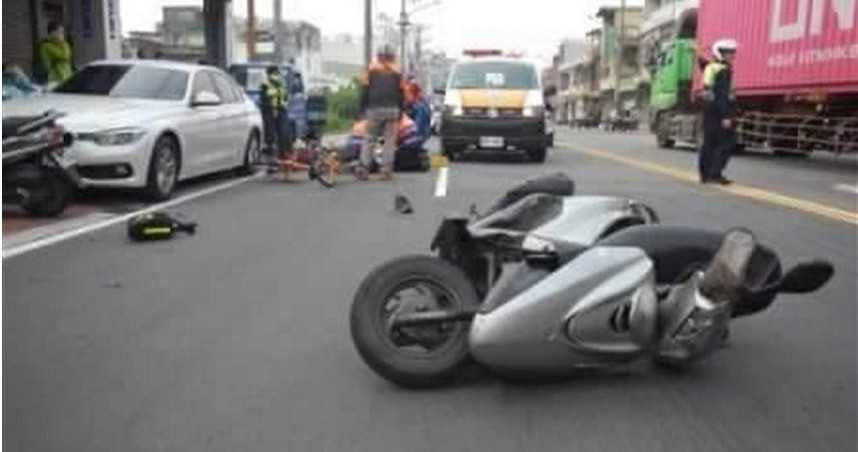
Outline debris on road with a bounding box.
[394,194,414,215]
[127,212,197,242]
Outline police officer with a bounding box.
[699,39,738,185]
[358,44,406,181]
[260,65,289,161]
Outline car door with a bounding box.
[210,71,250,167]
[185,71,226,177]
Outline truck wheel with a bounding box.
[656,114,675,149]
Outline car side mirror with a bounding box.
[779,261,834,294]
[192,91,222,107]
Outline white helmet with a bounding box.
[712,39,738,61]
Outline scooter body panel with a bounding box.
[469,246,656,375]
[528,196,650,246]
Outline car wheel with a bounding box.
[656,114,675,149]
[237,130,261,176]
[442,143,461,161]
[527,147,547,163]
[145,135,180,201]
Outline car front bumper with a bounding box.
[66,134,155,188]
[440,115,551,150]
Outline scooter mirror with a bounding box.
[779,261,834,294]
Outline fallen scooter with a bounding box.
[349,174,834,388]
[2,110,82,217]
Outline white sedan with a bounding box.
[2,60,264,200]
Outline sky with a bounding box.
[120,0,644,64]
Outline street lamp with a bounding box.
[398,0,442,71]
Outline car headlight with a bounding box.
[523,106,545,118]
[443,104,463,116]
[78,128,147,146]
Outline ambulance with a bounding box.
[439,50,553,162]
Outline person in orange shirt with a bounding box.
[358,44,406,181]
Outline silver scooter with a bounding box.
[350,174,834,388]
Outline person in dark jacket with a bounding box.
[259,65,290,161]
[358,44,406,180]
[699,39,738,185]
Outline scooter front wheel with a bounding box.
[350,255,480,388]
[22,170,72,217]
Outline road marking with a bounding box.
[834,183,858,195]
[557,141,858,227]
[434,166,449,198]
[430,154,449,169]
[2,174,262,260]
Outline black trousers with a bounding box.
[263,109,291,156]
[699,117,736,180]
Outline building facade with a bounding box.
[3,0,123,73]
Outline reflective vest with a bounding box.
[261,77,287,111]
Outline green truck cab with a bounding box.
[649,38,701,148]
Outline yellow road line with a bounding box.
[559,142,858,227]
[430,154,449,169]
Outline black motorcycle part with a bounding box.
[431,217,491,296]
[483,172,575,217]
[350,255,480,388]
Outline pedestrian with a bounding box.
[404,80,432,147]
[259,65,290,162]
[358,44,406,181]
[37,21,74,87]
[699,39,739,185]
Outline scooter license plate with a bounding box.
[479,136,504,149]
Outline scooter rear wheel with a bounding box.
[350,255,480,388]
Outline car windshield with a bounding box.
[449,62,539,90]
[54,65,189,100]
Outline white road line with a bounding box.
[434,167,449,198]
[834,183,858,195]
[2,174,261,260]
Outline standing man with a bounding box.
[358,44,406,181]
[38,21,74,87]
[259,66,289,162]
[699,39,739,185]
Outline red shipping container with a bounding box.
[697,0,858,96]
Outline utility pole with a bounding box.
[614,0,626,113]
[399,0,409,70]
[273,0,283,63]
[247,0,256,60]
[364,0,372,66]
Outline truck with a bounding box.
[650,0,858,155]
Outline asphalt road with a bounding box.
[4,129,856,452]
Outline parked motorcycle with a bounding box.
[350,174,834,388]
[2,110,81,217]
